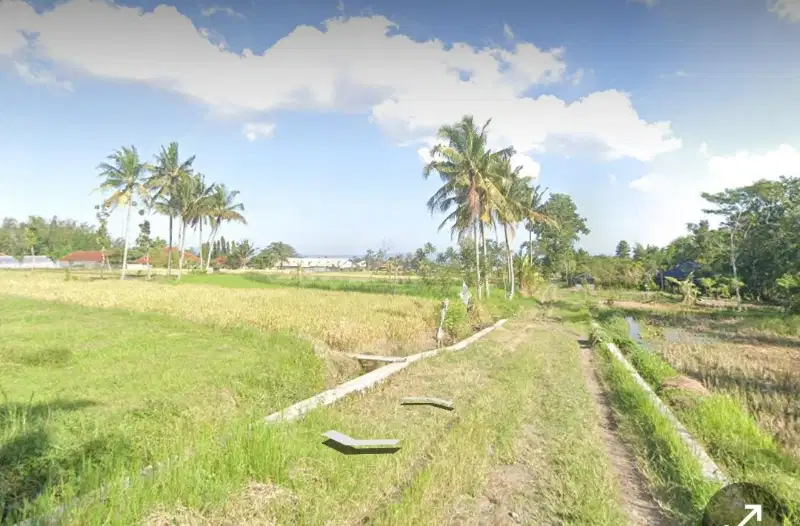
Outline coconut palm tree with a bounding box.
[147,142,196,277]
[422,115,512,300]
[96,146,150,280]
[205,184,247,271]
[492,159,534,300]
[524,184,552,266]
[174,173,215,280]
[187,173,216,273]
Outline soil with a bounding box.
[576,337,671,526]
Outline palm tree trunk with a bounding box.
[198,221,204,272]
[146,242,152,280]
[167,214,174,277]
[480,222,489,298]
[505,225,516,300]
[178,222,187,280]
[120,199,133,280]
[473,219,482,300]
[205,227,217,271]
[528,228,533,266]
[497,230,507,298]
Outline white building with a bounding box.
[282,257,364,270]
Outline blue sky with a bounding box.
[1,0,799,256]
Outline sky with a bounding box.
[1,0,799,256]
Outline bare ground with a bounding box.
[576,336,670,526]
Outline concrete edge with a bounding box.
[264,318,508,424]
[591,322,728,484]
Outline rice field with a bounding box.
[598,293,800,458]
[0,272,446,354]
[0,270,517,522]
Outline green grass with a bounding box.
[594,341,720,524]
[0,297,326,521]
[10,313,627,525]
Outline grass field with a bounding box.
[0,271,533,523]
[51,315,628,525]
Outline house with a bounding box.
[59,250,107,268]
[657,260,702,286]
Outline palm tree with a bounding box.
[187,173,216,273]
[96,146,149,280]
[147,142,196,277]
[524,184,551,265]
[205,184,247,271]
[174,174,215,280]
[422,115,512,300]
[492,159,528,299]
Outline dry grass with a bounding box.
[0,272,440,353]
[659,338,800,458]
[605,293,800,459]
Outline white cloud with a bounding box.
[770,0,800,22]
[200,5,244,19]
[631,144,800,196]
[12,60,73,90]
[630,0,658,6]
[503,23,514,40]
[608,173,617,184]
[1,0,680,166]
[570,68,584,86]
[660,70,691,79]
[337,0,345,13]
[242,122,276,141]
[628,173,665,192]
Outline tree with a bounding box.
[533,194,590,279]
[136,216,152,279]
[702,187,759,304]
[264,242,298,268]
[205,184,247,271]
[228,239,256,269]
[524,184,551,266]
[96,145,149,280]
[422,115,513,300]
[615,240,631,259]
[147,142,196,277]
[174,173,215,279]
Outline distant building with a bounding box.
[0,255,19,269]
[59,250,107,268]
[283,257,363,270]
[20,255,56,269]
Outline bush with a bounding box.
[442,300,471,340]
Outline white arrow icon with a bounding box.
[730,504,762,526]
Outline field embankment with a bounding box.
[588,291,800,523]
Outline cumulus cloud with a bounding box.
[631,143,800,196]
[13,60,73,90]
[770,0,800,22]
[1,0,680,163]
[628,173,665,192]
[242,121,276,141]
[200,5,244,19]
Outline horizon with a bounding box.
[1,0,799,255]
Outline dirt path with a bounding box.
[576,335,670,526]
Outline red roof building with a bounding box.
[59,250,106,263]
[134,248,200,264]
